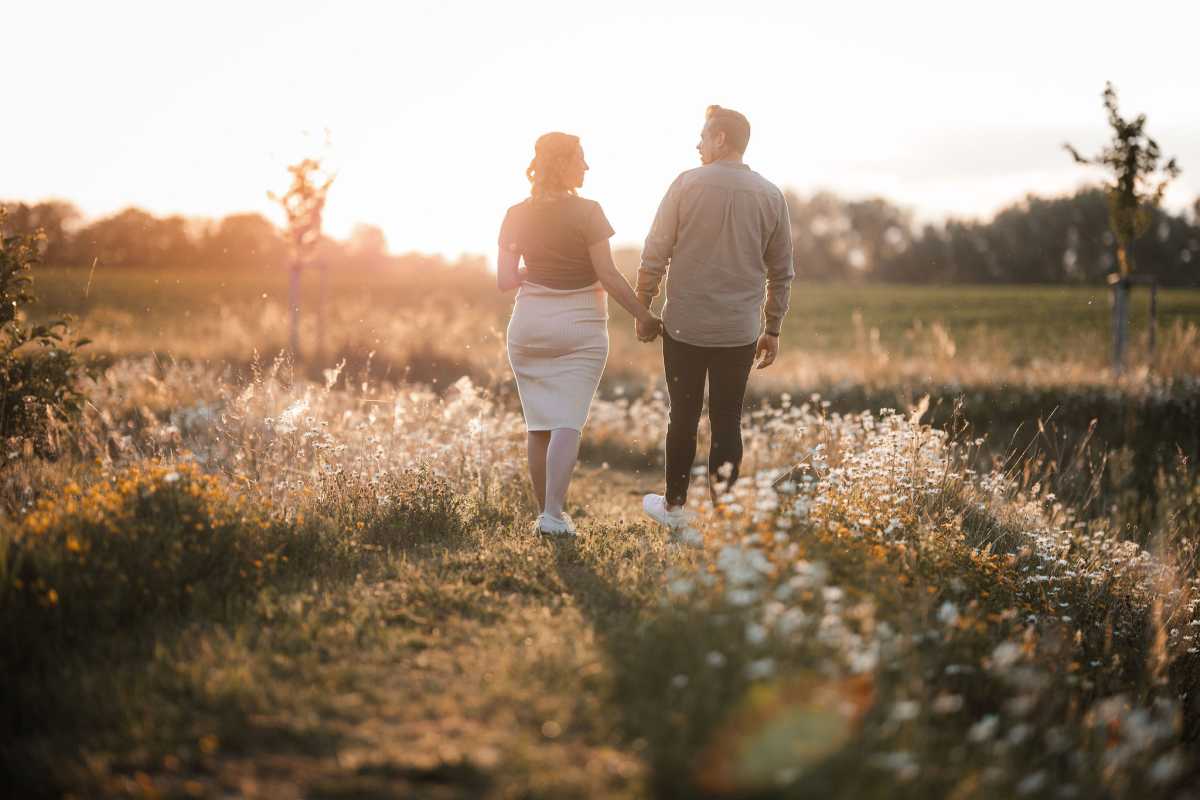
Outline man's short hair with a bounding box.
[705,105,751,154]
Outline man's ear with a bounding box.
[714,130,728,155]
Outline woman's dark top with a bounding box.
[498,195,615,290]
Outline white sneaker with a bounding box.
[643,494,689,531]
[537,512,577,537]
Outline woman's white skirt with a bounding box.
[506,281,609,432]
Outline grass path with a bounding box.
[64,466,684,799]
[28,454,1199,799]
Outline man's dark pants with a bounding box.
[662,331,757,507]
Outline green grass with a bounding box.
[32,265,1200,363]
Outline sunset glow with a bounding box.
[7,0,1200,261]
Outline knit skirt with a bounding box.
[506,281,609,432]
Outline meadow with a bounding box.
[27,264,1200,395]
[3,264,1200,798]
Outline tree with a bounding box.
[346,223,388,269]
[268,156,336,359]
[74,207,198,268]
[202,212,285,269]
[844,197,914,278]
[1065,82,1182,371]
[0,200,82,265]
[1064,82,1181,278]
[783,192,915,282]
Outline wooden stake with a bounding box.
[289,261,302,360]
[1109,273,1128,374]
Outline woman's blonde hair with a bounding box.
[526,132,581,199]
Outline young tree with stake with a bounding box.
[269,156,336,360]
[1065,82,1181,371]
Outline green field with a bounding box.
[30,266,1200,384]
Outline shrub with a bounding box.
[0,461,286,666]
[0,205,91,464]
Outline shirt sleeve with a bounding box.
[637,173,684,302]
[498,206,523,255]
[583,201,615,245]
[762,191,795,336]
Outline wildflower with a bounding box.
[791,560,829,589]
[891,700,920,722]
[745,658,775,680]
[1006,723,1032,745]
[869,751,918,781]
[776,608,808,637]
[989,641,1022,670]
[936,601,960,626]
[667,578,694,597]
[967,715,999,742]
[849,648,878,673]
[1149,752,1184,784]
[728,588,761,607]
[716,545,771,586]
[931,694,963,714]
[1016,771,1046,795]
[706,651,727,668]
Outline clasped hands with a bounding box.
[635,311,663,343]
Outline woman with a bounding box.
[497,132,660,536]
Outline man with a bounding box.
[636,104,795,530]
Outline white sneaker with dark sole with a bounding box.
[643,494,689,531]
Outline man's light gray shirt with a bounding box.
[637,161,794,348]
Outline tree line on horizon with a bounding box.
[0,201,485,275]
[780,188,1200,286]
[4,188,1199,286]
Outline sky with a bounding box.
[5,0,1200,262]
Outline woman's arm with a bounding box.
[587,239,657,325]
[497,248,524,292]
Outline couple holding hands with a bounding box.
[497,105,795,536]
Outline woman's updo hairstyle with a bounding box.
[526,132,581,200]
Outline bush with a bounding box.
[0,462,287,664]
[0,205,91,464]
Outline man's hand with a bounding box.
[636,313,663,343]
[754,333,779,369]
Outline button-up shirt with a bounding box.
[637,160,794,347]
